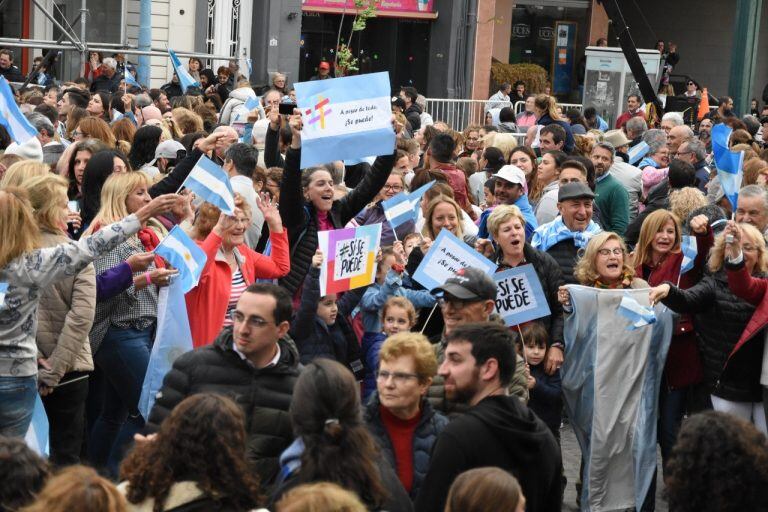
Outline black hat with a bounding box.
[432,267,497,301]
[391,97,406,110]
[558,182,595,202]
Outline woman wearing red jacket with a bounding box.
[186,194,290,347]
[632,209,713,462]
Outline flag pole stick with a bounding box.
[420,304,438,334]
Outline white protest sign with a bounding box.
[412,229,497,290]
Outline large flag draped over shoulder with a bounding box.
[294,71,395,168]
[562,285,673,511]
[711,123,744,210]
[168,49,200,93]
[0,77,38,144]
[138,279,193,421]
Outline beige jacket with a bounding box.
[35,230,96,385]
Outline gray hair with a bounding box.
[134,94,152,109]
[102,57,117,70]
[25,112,54,137]
[661,112,684,127]
[647,140,666,155]
[625,116,648,136]
[593,141,616,159]
[742,115,760,137]
[684,138,707,161]
[642,128,667,148]
[738,184,768,211]
[676,125,695,141]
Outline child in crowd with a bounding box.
[521,322,562,440]
[361,296,418,399]
[290,250,364,380]
[402,232,421,259]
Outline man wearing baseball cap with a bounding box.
[477,164,538,240]
[531,181,602,284]
[310,61,331,81]
[426,267,528,413]
[142,140,187,177]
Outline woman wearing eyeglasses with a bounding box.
[363,332,448,501]
[353,171,414,246]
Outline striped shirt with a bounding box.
[222,268,247,327]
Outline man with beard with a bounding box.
[415,322,562,512]
[591,142,629,236]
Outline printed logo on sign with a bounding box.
[539,27,554,40]
[512,24,530,38]
[333,237,371,281]
[305,96,333,129]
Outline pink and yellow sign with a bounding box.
[318,224,383,296]
[302,0,436,19]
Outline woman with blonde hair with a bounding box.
[0,183,177,438]
[75,117,117,148]
[171,107,204,135]
[24,174,96,465]
[650,222,768,434]
[111,117,136,156]
[632,209,713,462]
[668,187,708,231]
[422,195,474,245]
[85,172,180,474]
[481,132,518,161]
[570,231,643,289]
[21,465,127,512]
[0,159,49,188]
[276,482,366,512]
[533,93,575,153]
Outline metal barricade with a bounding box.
[424,98,583,132]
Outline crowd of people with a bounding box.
[1,45,768,512]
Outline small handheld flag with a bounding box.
[180,155,236,215]
[628,141,650,166]
[154,226,207,293]
[244,96,260,111]
[24,394,49,457]
[0,77,38,144]
[711,123,744,210]
[168,49,200,93]
[680,235,697,275]
[124,67,141,88]
[618,294,657,330]
[382,191,415,229]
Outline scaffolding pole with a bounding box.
[0,39,233,61]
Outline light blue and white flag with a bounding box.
[618,294,657,330]
[154,226,207,293]
[168,49,200,93]
[0,76,38,144]
[295,71,395,168]
[407,180,435,209]
[680,235,697,275]
[180,154,236,215]
[562,285,672,512]
[627,141,650,165]
[24,394,49,457]
[124,67,141,88]
[138,279,193,422]
[382,191,415,229]
[244,96,260,111]
[711,123,744,210]
[0,282,8,307]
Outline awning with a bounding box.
[301,0,438,20]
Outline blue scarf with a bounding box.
[638,156,658,169]
[530,215,602,252]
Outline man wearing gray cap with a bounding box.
[531,182,602,284]
[426,267,528,413]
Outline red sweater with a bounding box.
[615,109,645,129]
[380,405,421,494]
[434,163,471,211]
[186,229,290,347]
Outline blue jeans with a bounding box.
[0,375,37,437]
[89,325,154,476]
[659,385,688,465]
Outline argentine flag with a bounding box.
[168,49,200,93]
[618,294,657,330]
[680,235,697,275]
[24,394,49,457]
[180,155,236,215]
[711,123,744,210]
[627,141,650,165]
[154,225,207,293]
[138,279,193,421]
[124,66,141,88]
[0,77,38,144]
[382,191,415,228]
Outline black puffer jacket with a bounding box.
[147,328,300,485]
[625,179,670,247]
[364,394,449,500]
[404,104,422,133]
[278,147,395,295]
[543,238,581,285]
[495,243,565,345]
[661,271,765,402]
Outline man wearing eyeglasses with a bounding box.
[145,283,300,486]
[674,139,711,193]
[415,322,562,512]
[426,268,528,414]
